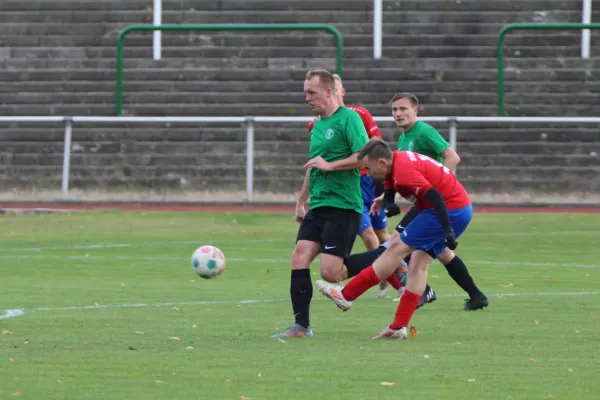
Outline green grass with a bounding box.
[1,210,599,400]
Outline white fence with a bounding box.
[1,116,600,201]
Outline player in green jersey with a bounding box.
[387,93,488,311]
[271,69,370,339]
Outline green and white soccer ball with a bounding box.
[191,245,226,279]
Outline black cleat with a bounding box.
[417,286,437,309]
[464,295,489,311]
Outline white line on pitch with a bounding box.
[0,254,598,269]
[1,291,599,320]
[0,230,594,253]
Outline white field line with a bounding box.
[0,230,594,254]
[0,254,597,269]
[2,291,599,320]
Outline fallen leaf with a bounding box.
[133,331,144,335]
[276,338,287,344]
[23,340,29,344]
[172,372,177,376]
[574,329,581,334]
[552,277,559,281]
[380,382,396,386]
[225,379,231,383]
[64,350,72,353]
[295,377,303,381]
[94,302,101,306]
[57,380,63,384]
[3,330,12,335]
[130,264,134,267]
[359,346,365,350]
[467,378,476,383]
[240,397,252,400]
[8,357,14,362]
[409,326,417,339]
[192,324,197,328]
[169,337,181,341]
[120,282,126,286]
[84,341,91,345]
[257,373,262,377]
[535,320,541,325]
[455,341,461,345]
[11,393,23,397]
[204,308,212,312]
[186,346,194,350]
[593,315,600,319]
[154,380,164,384]
[568,368,573,372]
[171,306,179,311]
[274,324,279,330]
[133,372,140,376]
[423,355,430,359]
[529,358,537,363]
[499,283,513,288]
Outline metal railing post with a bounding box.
[245,118,255,202]
[61,117,73,200]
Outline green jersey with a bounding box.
[308,106,368,214]
[397,121,449,163]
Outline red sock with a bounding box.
[386,273,403,290]
[341,265,380,301]
[390,289,421,329]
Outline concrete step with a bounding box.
[2,102,599,117]
[2,67,598,84]
[1,126,599,144]
[2,22,585,36]
[3,140,599,157]
[0,0,586,12]
[3,32,597,48]
[0,9,594,24]
[2,80,600,97]
[2,91,598,107]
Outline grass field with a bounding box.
[1,210,599,400]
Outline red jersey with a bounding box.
[383,151,471,210]
[308,105,381,176]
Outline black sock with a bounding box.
[291,269,313,329]
[444,256,483,299]
[345,247,385,278]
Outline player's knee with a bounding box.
[438,248,455,265]
[319,258,346,282]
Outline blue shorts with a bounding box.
[358,175,387,235]
[400,205,473,258]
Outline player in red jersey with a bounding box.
[308,75,400,297]
[317,138,474,339]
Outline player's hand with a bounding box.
[385,204,401,218]
[304,156,332,172]
[444,228,458,250]
[295,203,307,223]
[369,195,383,216]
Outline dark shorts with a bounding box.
[296,206,361,258]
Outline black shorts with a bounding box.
[296,206,361,258]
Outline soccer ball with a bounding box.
[191,245,225,279]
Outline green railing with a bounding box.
[115,24,344,116]
[497,23,600,116]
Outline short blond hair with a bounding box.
[305,69,336,90]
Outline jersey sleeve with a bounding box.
[358,109,382,139]
[421,127,450,155]
[345,111,369,153]
[393,156,433,199]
